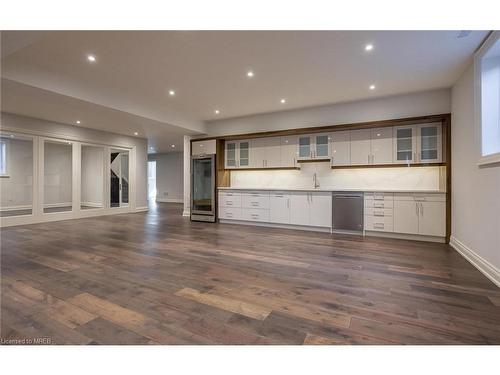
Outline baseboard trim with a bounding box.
[450,235,500,288]
[0,205,32,212]
[366,230,446,243]
[218,219,331,233]
[182,209,190,217]
[43,202,72,208]
[81,202,104,208]
[135,206,149,212]
[156,198,183,203]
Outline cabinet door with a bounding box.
[269,193,290,224]
[225,142,237,168]
[371,127,393,165]
[309,192,332,227]
[238,140,250,168]
[393,200,419,234]
[249,138,266,168]
[417,123,442,163]
[289,192,310,226]
[280,136,298,167]
[314,133,330,159]
[192,140,216,156]
[298,136,312,160]
[393,125,417,164]
[419,201,446,237]
[331,130,350,166]
[350,129,372,165]
[265,137,282,168]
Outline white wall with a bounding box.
[43,141,72,206]
[450,63,500,286]
[148,152,183,203]
[231,164,445,191]
[0,137,33,209]
[205,89,451,136]
[81,145,104,206]
[1,112,148,208]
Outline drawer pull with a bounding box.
[226,213,233,218]
[251,202,259,206]
[374,211,384,216]
[374,203,384,208]
[226,201,233,205]
[251,214,259,219]
[373,223,385,229]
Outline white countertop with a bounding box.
[218,187,446,193]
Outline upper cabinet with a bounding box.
[297,133,331,160]
[392,123,442,164]
[192,140,216,156]
[225,140,250,169]
[223,121,444,170]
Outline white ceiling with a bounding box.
[1,30,489,152]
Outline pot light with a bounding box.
[247,71,254,78]
[365,44,374,51]
[134,132,138,136]
[169,90,175,96]
[87,54,96,62]
[214,109,220,114]
[76,120,81,124]
[369,84,376,90]
[171,144,176,148]
[280,98,286,104]
[10,134,14,138]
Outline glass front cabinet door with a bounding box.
[298,136,311,159]
[238,141,249,167]
[393,125,417,164]
[417,123,442,163]
[314,134,330,158]
[225,142,237,168]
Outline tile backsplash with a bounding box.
[230,163,446,191]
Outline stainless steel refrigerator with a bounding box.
[191,154,216,222]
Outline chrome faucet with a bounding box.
[313,173,320,189]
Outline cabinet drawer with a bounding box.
[219,207,242,220]
[365,199,394,209]
[218,193,242,208]
[394,193,446,202]
[365,192,394,201]
[241,208,270,222]
[365,207,393,217]
[242,194,270,209]
[364,215,394,232]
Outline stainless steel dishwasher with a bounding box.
[332,192,364,234]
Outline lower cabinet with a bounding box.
[269,192,291,224]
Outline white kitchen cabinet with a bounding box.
[331,130,350,166]
[192,139,216,156]
[289,192,310,226]
[417,123,442,163]
[297,133,331,160]
[249,138,266,168]
[350,129,372,165]
[393,199,419,234]
[393,125,417,164]
[242,191,270,209]
[418,200,446,237]
[269,192,291,224]
[371,127,393,164]
[280,136,298,167]
[250,137,282,168]
[224,140,251,169]
[309,192,332,227]
[241,208,270,222]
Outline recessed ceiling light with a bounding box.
[169,90,175,96]
[214,109,220,115]
[149,146,154,150]
[171,144,176,148]
[76,120,81,124]
[369,84,376,90]
[280,98,286,104]
[365,44,374,51]
[247,71,254,78]
[10,134,14,138]
[87,54,96,62]
[133,132,138,136]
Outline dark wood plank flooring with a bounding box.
[1,202,499,344]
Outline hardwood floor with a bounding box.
[1,202,499,344]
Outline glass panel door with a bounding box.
[81,145,104,210]
[394,126,415,164]
[0,133,34,217]
[315,134,329,158]
[225,142,236,167]
[110,149,129,207]
[44,140,73,213]
[298,136,311,159]
[419,124,441,162]
[239,141,249,167]
[192,157,214,213]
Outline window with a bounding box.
[475,31,500,165]
[0,140,7,176]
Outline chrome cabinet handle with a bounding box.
[374,223,384,229]
[420,202,424,216]
[287,198,290,209]
[416,202,419,216]
[374,203,384,208]
[374,210,384,216]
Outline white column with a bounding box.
[182,135,192,216]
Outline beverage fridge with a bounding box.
[191,154,216,222]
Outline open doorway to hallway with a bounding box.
[148,160,157,203]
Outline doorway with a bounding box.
[110,149,129,208]
[148,160,157,202]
